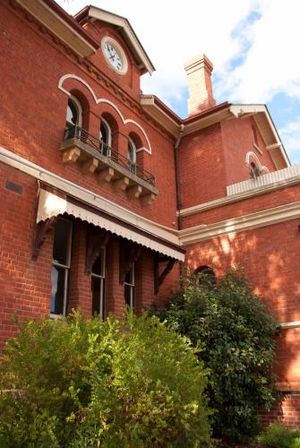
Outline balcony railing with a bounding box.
[64,124,155,187]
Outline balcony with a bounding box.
[60,125,158,204]
[227,164,300,197]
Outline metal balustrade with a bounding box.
[64,123,155,186]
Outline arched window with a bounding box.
[245,151,269,179]
[194,265,216,285]
[64,96,82,140]
[99,118,112,157]
[128,137,137,174]
[250,161,260,179]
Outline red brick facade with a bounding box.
[1,0,299,426]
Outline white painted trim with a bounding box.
[179,172,300,218]
[244,151,269,179]
[38,189,183,260]
[58,74,152,154]
[179,201,300,245]
[88,6,155,74]
[15,0,97,57]
[227,164,300,196]
[281,321,300,329]
[230,104,290,167]
[253,143,263,155]
[0,146,183,258]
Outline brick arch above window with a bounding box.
[58,74,152,154]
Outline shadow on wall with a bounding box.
[185,218,300,386]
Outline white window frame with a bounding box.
[66,96,82,128]
[91,247,106,319]
[124,263,135,309]
[51,218,73,318]
[99,118,112,157]
[128,137,137,174]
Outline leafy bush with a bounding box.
[150,271,280,442]
[257,423,300,448]
[0,311,211,447]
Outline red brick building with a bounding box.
[1,0,300,425]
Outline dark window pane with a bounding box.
[91,250,104,276]
[66,99,78,125]
[92,277,104,316]
[51,266,66,315]
[53,220,71,266]
[124,270,131,285]
[100,122,108,143]
[125,284,134,308]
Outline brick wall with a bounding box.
[261,394,300,428]
[222,116,276,186]
[0,1,178,228]
[184,218,300,384]
[179,123,226,208]
[0,159,173,343]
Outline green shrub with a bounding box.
[257,423,300,448]
[0,311,211,447]
[150,271,280,443]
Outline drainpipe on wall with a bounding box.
[174,124,185,277]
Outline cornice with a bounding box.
[8,2,171,140]
[179,175,300,218]
[78,6,155,75]
[0,146,182,252]
[14,0,98,57]
[179,201,300,245]
[281,321,300,329]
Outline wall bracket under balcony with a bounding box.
[60,126,158,205]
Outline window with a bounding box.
[99,118,112,157]
[194,265,216,285]
[51,218,72,316]
[128,138,137,174]
[124,263,135,309]
[91,248,106,318]
[64,96,82,140]
[250,161,261,179]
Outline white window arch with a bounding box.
[128,137,137,174]
[99,117,112,156]
[245,151,269,179]
[65,96,82,139]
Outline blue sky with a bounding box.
[58,0,300,163]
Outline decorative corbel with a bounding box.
[32,217,58,260]
[86,229,111,274]
[154,254,176,294]
[119,242,142,283]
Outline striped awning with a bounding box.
[37,188,185,261]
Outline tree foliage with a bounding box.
[151,271,280,442]
[257,423,300,448]
[0,311,211,447]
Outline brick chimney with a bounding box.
[184,53,216,116]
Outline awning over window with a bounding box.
[37,188,185,261]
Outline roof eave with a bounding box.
[15,0,99,57]
[75,5,155,75]
[230,104,290,169]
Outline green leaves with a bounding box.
[0,311,211,447]
[257,423,300,448]
[151,270,279,442]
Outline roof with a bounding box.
[14,0,99,57]
[74,5,155,75]
[140,98,290,169]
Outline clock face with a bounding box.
[101,37,128,75]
